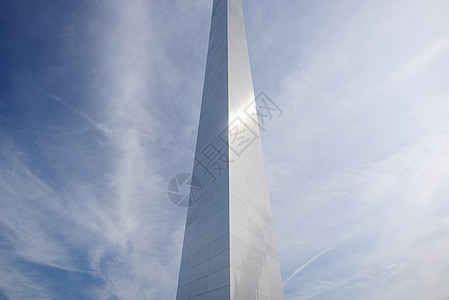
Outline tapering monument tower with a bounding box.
[176,0,284,299]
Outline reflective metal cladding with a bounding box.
[176,0,284,299]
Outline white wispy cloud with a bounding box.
[253,0,449,299]
[1,0,202,298]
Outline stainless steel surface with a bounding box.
[176,0,284,299]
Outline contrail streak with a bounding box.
[283,232,352,286]
[48,93,112,136]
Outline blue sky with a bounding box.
[1,0,449,299]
